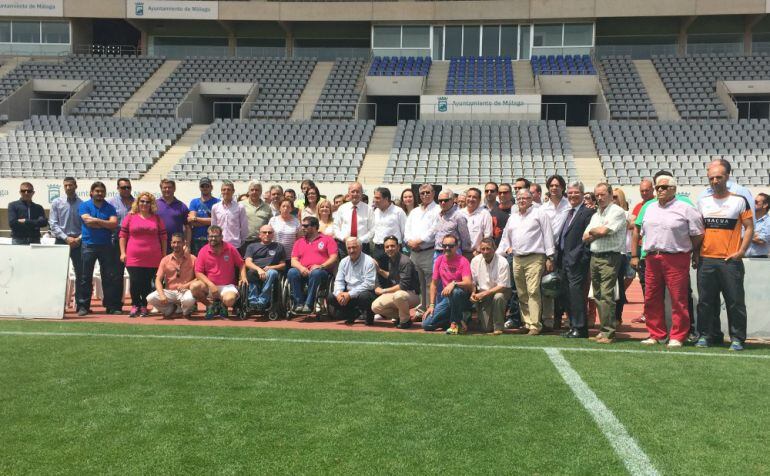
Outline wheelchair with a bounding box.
[283,272,333,321]
[234,270,286,321]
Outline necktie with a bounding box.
[561,207,576,250]
[350,205,358,238]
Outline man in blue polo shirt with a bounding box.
[77,181,120,316]
[188,177,220,255]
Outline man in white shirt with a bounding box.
[540,174,571,330]
[497,189,555,335]
[583,182,628,344]
[371,186,407,266]
[404,183,440,318]
[211,180,249,250]
[461,187,492,255]
[471,237,511,335]
[333,182,373,258]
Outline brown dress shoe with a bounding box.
[527,328,541,336]
[596,336,615,344]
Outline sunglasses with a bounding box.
[484,189,497,194]
[419,191,432,196]
[438,198,452,203]
[139,200,151,204]
[174,267,181,278]
[260,230,274,234]
[655,185,671,191]
[119,185,132,190]
[20,189,34,194]
[301,224,314,228]
[499,190,511,195]
[442,243,457,249]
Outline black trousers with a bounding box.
[126,266,156,307]
[328,290,376,322]
[57,238,84,308]
[696,257,747,343]
[561,263,589,330]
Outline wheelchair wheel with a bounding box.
[235,282,250,321]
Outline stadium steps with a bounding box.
[0,57,28,81]
[424,61,449,95]
[358,126,396,184]
[513,60,537,94]
[291,61,334,120]
[116,60,181,118]
[633,60,680,121]
[567,126,605,185]
[0,121,21,139]
[142,124,208,181]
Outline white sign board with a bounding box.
[127,0,218,20]
[690,259,770,339]
[0,0,63,17]
[0,244,69,319]
[420,94,541,119]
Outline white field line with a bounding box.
[0,330,769,360]
[545,348,660,476]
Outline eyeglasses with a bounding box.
[301,224,313,228]
[20,189,34,194]
[442,243,457,249]
[655,185,671,191]
[260,230,274,234]
[139,200,151,204]
[498,190,511,195]
[119,185,132,190]
[484,189,497,194]
[419,191,432,196]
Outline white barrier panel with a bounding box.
[0,244,69,319]
[690,258,770,339]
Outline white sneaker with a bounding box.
[640,337,661,345]
[667,339,683,348]
[374,314,387,321]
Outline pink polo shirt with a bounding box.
[291,234,338,267]
[194,242,244,286]
[432,254,471,287]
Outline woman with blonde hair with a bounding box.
[119,191,167,317]
[317,198,335,236]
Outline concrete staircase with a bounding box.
[291,61,334,120]
[358,126,396,184]
[0,57,27,81]
[115,60,181,118]
[0,121,20,139]
[567,126,605,186]
[513,60,537,94]
[423,61,449,95]
[143,124,208,181]
[633,60,680,121]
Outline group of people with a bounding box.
[7,158,768,349]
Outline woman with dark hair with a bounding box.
[399,188,416,215]
[268,198,302,261]
[300,185,321,220]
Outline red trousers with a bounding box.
[643,252,691,342]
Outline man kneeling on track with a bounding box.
[372,235,420,329]
[244,224,286,311]
[288,216,338,313]
[194,225,248,319]
[147,232,206,318]
[331,237,378,325]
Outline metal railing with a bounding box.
[588,102,680,121]
[395,102,563,122]
[74,44,141,56]
[593,43,678,60]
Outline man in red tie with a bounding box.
[333,182,373,258]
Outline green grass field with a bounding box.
[1,320,768,475]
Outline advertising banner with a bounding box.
[128,0,218,20]
[0,0,63,17]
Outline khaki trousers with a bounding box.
[590,252,622,339]
[372,290,420,322]
[513,254,546,330]
[476,288,512,332]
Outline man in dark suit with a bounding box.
[556,181,595,338]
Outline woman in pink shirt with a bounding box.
[120,192,167,317]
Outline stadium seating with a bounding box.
[590,119,770,186]
[368,56,431,76]
[446,57,514,94]
[600,56,657,120]
[169,119,375,182]
[385,120,576,184]
[652,53,770,119]
[312,58,367,119]
[530,55,595,75]
[0,55,164,116]
[0,115,190,179]
[136,57,316,119]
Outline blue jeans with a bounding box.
[248,269,279,308]
[422,287,470,331]
[287,267,330,308]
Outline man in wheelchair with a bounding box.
[287,216,338,314]
[243,224,286,312]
